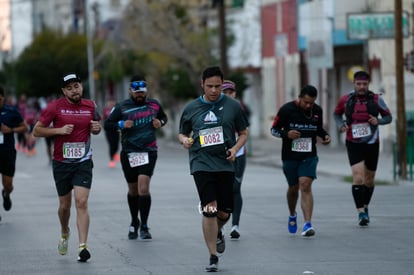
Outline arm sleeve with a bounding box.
[270,107,288,139]
[156,104,168,126]
[377,96,392,125]
[333,95,347,128]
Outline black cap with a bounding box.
[61,73,81,88]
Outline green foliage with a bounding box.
[227,71,249,99]
[160,68,197,100]
[122,0,213,97]
[13,30,88,97]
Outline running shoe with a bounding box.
[365,207,370,224]
[216,229,225,254]
[108,160,116,168]
[77,244,91,262]
[288,212,297,234]
[58,231,70,255]
[2,190,11,211]
[205,254,219,272]
[114,153,121,162]
[140,224,152,240]
[230,225,240,240]
[128,220,139,240]
[358,212,369,226]
[301,222,315,237]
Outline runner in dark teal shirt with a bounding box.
[178,66,249,272]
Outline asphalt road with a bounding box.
[0,134,413,275]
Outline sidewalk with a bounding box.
[247,136,408,184]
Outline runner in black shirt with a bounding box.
[0,86,28,222]
[271,85,330,237]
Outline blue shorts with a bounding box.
[282,156,319,186]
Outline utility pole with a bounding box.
[215,0,229,77]
[394,0,407,179]
[85,0,95,101]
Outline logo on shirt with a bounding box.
[60,109,92,115]
[203,111,218,124]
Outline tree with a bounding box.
[10,30,87,97]
[121,0,215,96]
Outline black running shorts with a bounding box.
[0,150,16,177]
[193,171,234,213]
[52,159,93,196]
[346,141,379,171]
[120,151,157,182]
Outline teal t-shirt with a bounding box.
[179,94,249,174]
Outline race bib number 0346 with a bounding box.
[128,152,149,167]
[199,126,224,147]
[63,142,86,159]
[291,138,312,152]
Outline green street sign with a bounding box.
[347,12,409,40]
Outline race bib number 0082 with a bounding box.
[63,142,86,159]
[199,126,224,147]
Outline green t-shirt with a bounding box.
[179,94,249,174]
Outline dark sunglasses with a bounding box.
[130,81,146,90]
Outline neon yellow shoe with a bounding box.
[58,231,70,255]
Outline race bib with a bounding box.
[199,126,224,147]
[352,123,372,138]
[63,142,86,159]
[128,152,149,167]
[0,132,3,144]
[292,138,312,152]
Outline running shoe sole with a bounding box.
[128,220,140,240]
[205,255,219,272]
[359,217,369,226]
[140,230,152,240]
[359,213,369,226]
[58,238,69,255]
[230,230,240,240]
[78,248,91,262]
[288,214,297,234]
[301,228,315,237]
[2,190,11,211]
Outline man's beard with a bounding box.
[134,95,146,105]
[68,95,81,103]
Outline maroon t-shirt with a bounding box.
[38,97,100,162]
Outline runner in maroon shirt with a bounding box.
[33,73,101,262]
